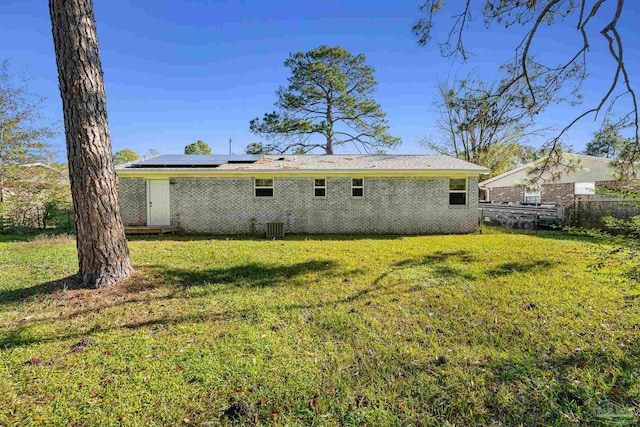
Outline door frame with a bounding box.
[146,179,171,226]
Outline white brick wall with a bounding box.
[119,176,479,234]
[118,177,146,226]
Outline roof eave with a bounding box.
[116,167,490,177]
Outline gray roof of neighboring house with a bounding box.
[122,154,490,173]
[479,153,616,188]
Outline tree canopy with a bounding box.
[113,148,139,165]
[245,142,269,155]
[250,45,400,154]
[0,58,55,202]
[423,79,537,178]
[185,140,212,155]
[414,0,638,179]
[584,124,627,158]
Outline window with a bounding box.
[314,178,327,197]
[575,182,596,195]
[449,178,467,206]
[524,187,541,204]
[352,178,364,197]
[254,178,274,197]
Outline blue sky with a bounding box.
[3,0,639,160]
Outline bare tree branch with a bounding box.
[414,0,638,181]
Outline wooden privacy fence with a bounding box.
[565,199,640,228]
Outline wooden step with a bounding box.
[125,226,177,235]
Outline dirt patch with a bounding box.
[354,394,371,408]
[70,337,94,352]
[13,234,75,250]
[222,400,257,421]
[36,268,166,318]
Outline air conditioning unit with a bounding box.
[266,222,285,239]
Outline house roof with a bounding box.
[479,153,616,188]
[117,154,490,177]
[127,154,262,168]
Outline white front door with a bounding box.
[147,179,170,226]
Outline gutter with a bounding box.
[115,167,491,178]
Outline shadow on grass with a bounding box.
[0,307,253,348]
[486,225,607,244]
[485,260,556,277]
[394,250,478,281]
[0,259,342,347]
[482,342,640,425]
[0,259,339,308]
[151,259,338,289]
[0,275,80,305]
[397,250,479,265]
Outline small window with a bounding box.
[524,187,541,204]
[314,178,326,197]
[449,178,467,206]
[575,182,596,195]
[352,178,364,197]
[255,178,274,197]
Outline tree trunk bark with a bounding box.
[49,0,133,288]
[325,102,334,154]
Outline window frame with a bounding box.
[448,177,468,207]
[351,178,364,198]
[313,178,327,198]
[524,187,541,205]
[254,178,274,198]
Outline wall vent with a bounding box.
[266,222,285,239]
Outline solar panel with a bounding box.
[127,154,262,168]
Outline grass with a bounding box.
[0,227,639,426]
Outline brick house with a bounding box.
[479,153,617,206]
[116,154,489,235]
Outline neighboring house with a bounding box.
[480,153,616,206]
[115,154,490,235]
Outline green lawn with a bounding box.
[0,228,639,426]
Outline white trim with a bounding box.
[254,177,274,198]
[351,177,364,198]
[448,177,468,207]
[116,168,489,178]
[313,178,327,198]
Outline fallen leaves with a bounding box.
[26,357,43,366]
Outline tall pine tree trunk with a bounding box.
[325,102,334,154]
[50,0,133,288]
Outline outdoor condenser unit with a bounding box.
[265,222,285,239]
